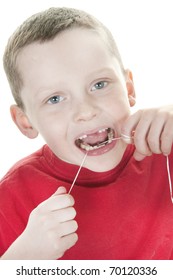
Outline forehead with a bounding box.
[16,28,121,86]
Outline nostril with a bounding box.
[74,106,98,122]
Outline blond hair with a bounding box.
[3,7,124,109]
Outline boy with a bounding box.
[1,7,173,260]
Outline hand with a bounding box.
[121,105,173,160]
[1,187,78,260]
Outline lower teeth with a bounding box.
[80,143,106,151]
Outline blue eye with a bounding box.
[47,95,64,104]
[91,81,108,91]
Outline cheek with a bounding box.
[41,122,66,140]
[30,108,63,129]
[102,92,130,118]
[25,105,71,154]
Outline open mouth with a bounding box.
[75,127,115,152]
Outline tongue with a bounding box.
[83,130,108,146]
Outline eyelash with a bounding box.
[47,95,64,104]
[91,81,108,91]
[46,80,108,104]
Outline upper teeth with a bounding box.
[98,128,107,133]
[79,128,108,140]
[79,134,87,140]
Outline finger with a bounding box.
[55,233,78,259]
[50,194,75,211]
[161,118,173,155]
[58,220,78,237]
[147,116,165,154]
[133,150,151,161]
[121,133,134,144]
[53,186,67,196]
[50,207,77,223]
[60,233,78,252]
[37,193,75,213]
[121,111,142,143]
[133,119,152,157]
[122,109,154,157]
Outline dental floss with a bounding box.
[120,133,133,139]
[68,152,88,194]
[69,134,173,203]
[166,155,173,204]
[111,135,173,204]
[120,133,134,144]
[98,136,122,146]
[68,136,124,194]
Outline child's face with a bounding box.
[15,28,135,172]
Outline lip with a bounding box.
[74,126,118,156]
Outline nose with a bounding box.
[73,97,100,123]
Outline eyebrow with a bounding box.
[88,67,117,77]
[35,67,119,101]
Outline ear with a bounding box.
[125,69,136,107]
[10,105,38,139]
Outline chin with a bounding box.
[88,164,116,172]
[85,147,125,172]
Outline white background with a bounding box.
[0,0,173,177]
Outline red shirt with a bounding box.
[0,144,173,259]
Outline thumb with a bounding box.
[53,186,67,196]
[121,111,141,144]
